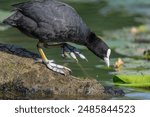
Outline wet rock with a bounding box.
[0,43,113,99]
[104,86,125,96]
[0,43,40,59]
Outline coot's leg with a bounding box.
[37,42,71,75]
[61,43,88,62]
[44,43,88,62]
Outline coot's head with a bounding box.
[86,32,111,67]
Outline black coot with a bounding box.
[3,0,111,75]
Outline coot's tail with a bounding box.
[3,12,21,27]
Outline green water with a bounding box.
[0,0,150,99]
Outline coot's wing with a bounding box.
[13,0,90,43]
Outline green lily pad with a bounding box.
[114,75,150,84]
[103,25,150,44]
[105,39,130,48]
[115,43,150,57]
[103,28,134,41]
[101,0,150,17]
[111,58,150,87]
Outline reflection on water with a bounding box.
[0,0,149,99]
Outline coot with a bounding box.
[3,0,111,75]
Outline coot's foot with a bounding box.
[61,43,88,62]
[34,59,71,76]
[34,58,54,63]
[45,60,71,75]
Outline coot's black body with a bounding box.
[3,0,110,67]
[6,0,90,45]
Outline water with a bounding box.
[0,0,149,99]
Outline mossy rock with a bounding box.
[0,43,112,99]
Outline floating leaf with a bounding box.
[104,25,150,43]
[115,43,150,57]
[105,39,130,48]
[101,0,150,17]
[111,58,150,87]
[103,28,134,41]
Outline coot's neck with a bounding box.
[85,32,107,58]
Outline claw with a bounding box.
[79,54,88,62]
[64,52,71,58]
[75,52,88,62]
[70,52,78,62]
[45,60,71,75]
